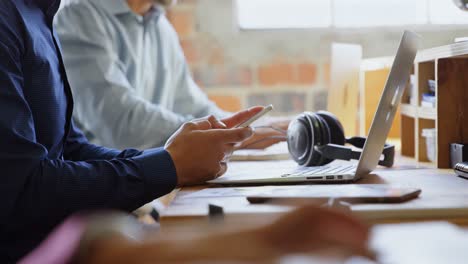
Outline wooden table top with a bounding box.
[160,157,468,226]
[154,156,468,263]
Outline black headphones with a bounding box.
[286,111,395,167]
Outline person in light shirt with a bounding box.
[55,0,288,150]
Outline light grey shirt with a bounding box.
[55,0,228,150]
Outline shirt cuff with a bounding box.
[133,147,178,198]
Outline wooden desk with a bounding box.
[161,159,468,226]
[157,158,468,263]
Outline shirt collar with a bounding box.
[145,5,165,22]
[99,0,164,22]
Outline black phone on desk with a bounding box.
[454,162,468,179]
[247,185,421,204]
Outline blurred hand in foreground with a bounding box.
[81,205,371,263]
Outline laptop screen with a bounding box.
[355,31,420,178]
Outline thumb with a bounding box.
[182,120,212,131]
[193,119,213,130]
[205,127,254,143]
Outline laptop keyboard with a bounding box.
[282,165,356,178]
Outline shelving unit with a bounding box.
[400,41,468,168]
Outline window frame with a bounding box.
[235,0,468,31]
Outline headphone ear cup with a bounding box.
[287,112,337,167]
[304,113,327,166]
[287,113,313,166]
[317,111,346,146]
[314,114,332,166]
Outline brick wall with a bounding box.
[166,0,324,115]
[167,0,468,116]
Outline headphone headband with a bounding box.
[314,137,395,167]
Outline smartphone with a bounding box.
[247,185,422,204]
[236,104,273,128]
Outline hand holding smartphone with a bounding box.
[236,105,273,128]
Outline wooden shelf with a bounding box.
[400,104,436,120]
[401,104,417,118]
[418,107,436,120]
[416,41,468,63]
[400,41,468,168]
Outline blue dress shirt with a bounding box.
[0,0,177,262]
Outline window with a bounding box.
[429,0,468,24]
[236,0,468,29]
[237,0,331,29]
[334,0,427,27]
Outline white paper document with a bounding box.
[231,142,290,161]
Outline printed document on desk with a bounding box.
[216,160,297,182]
[231,142,290,161]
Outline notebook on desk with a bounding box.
[209,30,420,186]
[230,142,290,161]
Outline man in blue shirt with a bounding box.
[0,0,258,261]
[55,0,289,150]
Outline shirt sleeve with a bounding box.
[0,7,177,242]
[63,120,143,161]
[160,16,231,119]
[54,4,192,150]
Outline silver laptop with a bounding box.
[210,30,420,185]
